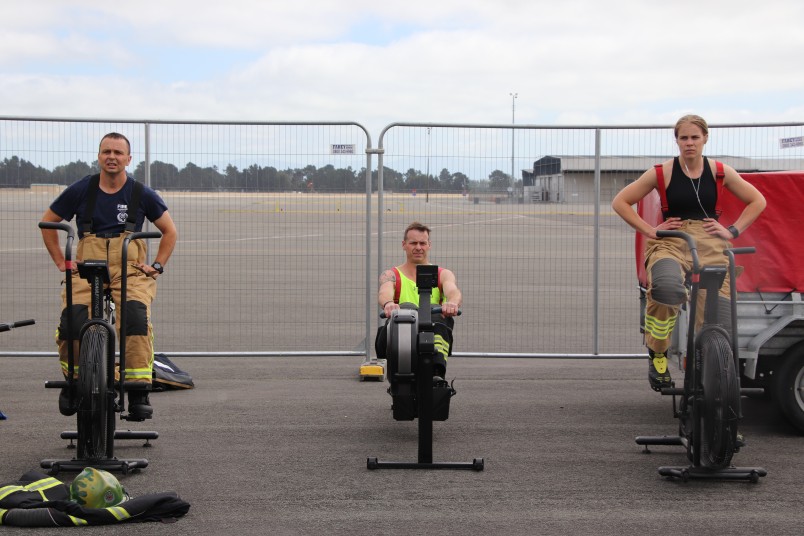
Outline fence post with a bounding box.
[593,128,601,355]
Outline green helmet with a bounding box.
[69,467,126,509]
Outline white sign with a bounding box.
[331,144,356,155]
[779,136,804,149]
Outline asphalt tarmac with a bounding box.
[1,355,803,535]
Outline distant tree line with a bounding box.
[0,155,519,193]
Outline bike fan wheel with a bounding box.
[77,325,109,460]
[698,329,739,469]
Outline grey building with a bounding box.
[522,156,804,204]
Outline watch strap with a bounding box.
[727,225,740,239]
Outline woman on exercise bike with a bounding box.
[612,114,766,391]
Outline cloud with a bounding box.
[1,0,803,134]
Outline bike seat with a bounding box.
[699,266,727,289]
[77,260,111,284]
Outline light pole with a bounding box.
[426,126,431,203]
[509,92,518,200]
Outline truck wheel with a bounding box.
[774,342,804,433]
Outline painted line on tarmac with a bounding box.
[180,232,325,245]
[0,247,44,253]
[380,214,527,237]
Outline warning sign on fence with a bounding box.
[780,136,804,149]
[331,144,356,154]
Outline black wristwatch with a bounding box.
[727,225,740,239]
[151,262,164,274]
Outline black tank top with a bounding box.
[664,157,717,220]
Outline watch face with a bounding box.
[152,262,164,273]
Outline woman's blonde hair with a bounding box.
[674,115,708,138]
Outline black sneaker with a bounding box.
[433,375,449,387]
[648,351,672,392]
[59,386,77,416]
[127,390,153,420]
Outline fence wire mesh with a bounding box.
[1,118,802,357]
[1,119,372,354]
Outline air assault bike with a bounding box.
[39,221,160,474]
[635,230,767,482]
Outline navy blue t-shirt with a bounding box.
[50,175,168,238]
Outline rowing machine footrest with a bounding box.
[433,380,456,421]
[390,381,416,421]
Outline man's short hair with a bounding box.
[99,132,131,154]
[404,221,431,241]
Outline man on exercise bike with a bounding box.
[376,221,462,381]
[40,132,178,420]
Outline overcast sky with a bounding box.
[2,0,802,137]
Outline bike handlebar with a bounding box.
[727,247,756,255]
[39,221,77,269]
[38,221,76,239]
[0,319,35,333]
[126,231,162,242]
[121,231,163,271]
[657,230,757,275]
[38,222,161,244]
[656,230,700,273]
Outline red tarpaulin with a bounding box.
[635,172,804,293]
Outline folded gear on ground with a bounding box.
[0,470,190,527]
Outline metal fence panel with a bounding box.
[2,117,802,357]
[375,122,804,356]
[376,124,620,356]
[1,119,372,355]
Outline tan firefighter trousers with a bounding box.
[57,232,156,384]
[643,220,732,354]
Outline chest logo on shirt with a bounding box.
[117,204,128,224]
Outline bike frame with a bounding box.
[635,230,766,482]
[76,259,117,460]
[38,222,160,474]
